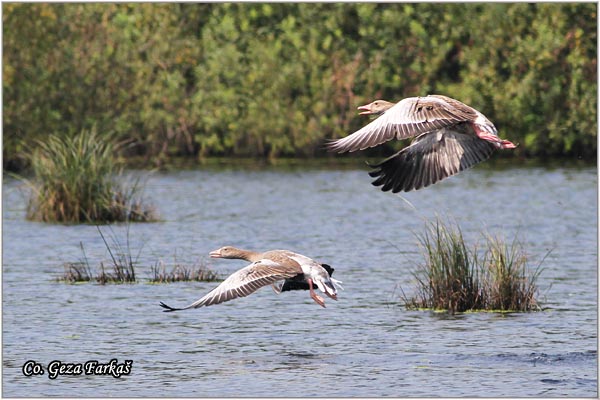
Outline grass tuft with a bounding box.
[24,128,157,223]
[149,260,221,283]
[479,234,543,312]
[95,226,137,284]
[57,226,220,285]
[402,218,544,314]
[56,242,93,283]
[59,262,93,283]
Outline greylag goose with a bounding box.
[210,247,336,293]
[327,95,516,192]
[159,247,342,311]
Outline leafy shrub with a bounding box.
[3,3,596,170]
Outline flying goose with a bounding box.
[159,247,342,311]
[327,95,517,192]
[209,246,337,294]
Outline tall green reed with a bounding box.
[403,218,543,314]
[24,129,156,223]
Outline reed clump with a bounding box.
[58,227,221,285]
[25,129,157,223]
[402,219,543,314]
[149,260,220,283]
[57,242,93,283]
[480,234,543,312]
[60,262,93,283]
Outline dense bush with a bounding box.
[3,3,597,170]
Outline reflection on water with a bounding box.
[2,162,597,397]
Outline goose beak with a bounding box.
[209,250,222,258]
[357,104,373,115]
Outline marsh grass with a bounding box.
[480,234,544,312]
[402,219,544,314]
[406,221,484,312]
[57,242,93,283]
[149,260,221,283]
[24,129,157,223]
[60,262,93,283]
[95,226,137,284]
[57,226,220,284]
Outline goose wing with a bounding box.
[327,96,478,153]
[369,128,497,192]
[160,260,302,311]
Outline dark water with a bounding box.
[3,162,597,397]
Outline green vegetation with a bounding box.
[61,262,93,283]
[58,228,221,284]
[23,129,157,223]
[96,225,137,283]
[149,261,220,284]
[3,3,597,171]
[402,218,543,314]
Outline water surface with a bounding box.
[3,162,597,397]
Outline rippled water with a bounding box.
[3,161,597,397]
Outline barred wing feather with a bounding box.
[327,96,477,153]
[160,260,301,311]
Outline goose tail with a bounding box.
[330,277,344,291]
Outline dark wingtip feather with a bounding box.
[368,168,382,178]
[159,301,181,313]
[320,263,334,276]
[365,160,381,168]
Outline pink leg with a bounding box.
[308,279,326,308]
[498,139,517,149]
[473,124,517,149]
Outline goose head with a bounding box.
[357,100,395,115]
[209,246,246,259]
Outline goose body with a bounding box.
[159,247,341,311]
[327,95,516,192]
[279,263,335,292]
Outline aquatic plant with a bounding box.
[95,226,137,284]
[479,234,543,312]
[403,218,543,313]
[149,260,221,283]
[406,220,484,312]
[24,129,157,223]
[56,242,93,283]
[59,262,93,283]
[57,227,220,285]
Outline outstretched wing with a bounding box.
[369,128,496,193]
[160,260,300,311]
[327,96,477,153]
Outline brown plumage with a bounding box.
[327,95,516,192]
[160,247,342,311]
